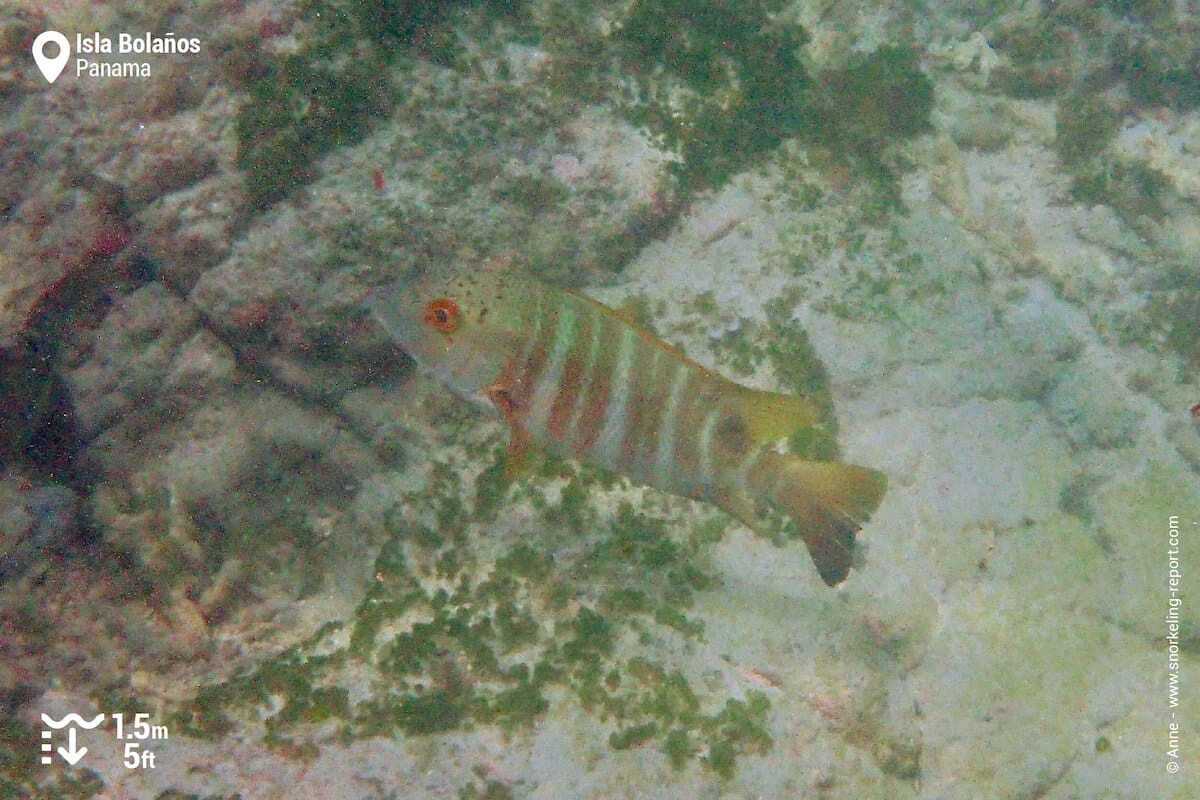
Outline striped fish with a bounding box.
[371,269,887,585]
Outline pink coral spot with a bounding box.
[551,154,586,187]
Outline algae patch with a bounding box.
[169,447,773,778]
[534,1,932,204]
[231,0,500,208]
[611,0,812,192]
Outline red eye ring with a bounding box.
[424,298,459,333]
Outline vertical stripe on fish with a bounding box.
[370,271,888,586]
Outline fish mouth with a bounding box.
[369,282,422,350]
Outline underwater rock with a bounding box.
[0,338,53,468]
[64,282,201,439]
[1047,361,1142,449]
[0,478,78,583]
[138,175,246,293]
[870,398,1071,540]
[0,333,87,488]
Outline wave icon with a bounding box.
[40,713,106,729]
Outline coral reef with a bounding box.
[1,0,1198,797]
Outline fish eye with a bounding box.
[424,298,459,333]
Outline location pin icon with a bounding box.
[32,31,70,84]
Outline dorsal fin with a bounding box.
[503,424,545,478]
[561,288,709,371]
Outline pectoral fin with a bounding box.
[503,423,546,478]
[486,382,544,478]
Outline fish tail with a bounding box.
[753,454,887,586]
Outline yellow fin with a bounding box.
[768,456,887,585]
[732,384,823,445]
[724,451,887,586]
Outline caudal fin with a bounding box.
[765,457,887,586]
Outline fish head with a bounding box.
[370,270,529,404]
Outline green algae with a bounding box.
[0,716,42,797]
[166,438,777,776]
[610,720,659,750]
[613,0,811,192]
[562,606,614,661]
[1127,278,1200,380]
[1113,32,1200,112]
[234,49,391,208]
[982,4,1199,249]
[459,776,515,800]
[601,660,771,777]
[483,674,549,730]
[764,295,838,449]
[472,456,512,519]
[663,727,694,768]
[811,46,934,149]
[551,472,594,533]
[1055,95,1122,167]
[494,173,571,214]
[989,14,1079,100]
[800,46,933,218]
[1049,93,1174,225]
[233,0,509,208]
[169,634,352,742]
[531,1,933,201]
[1068,158,1171,224]
[352,0,484,54]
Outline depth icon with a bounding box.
[40,713,105,766]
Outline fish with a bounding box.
[370,269,887,586]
